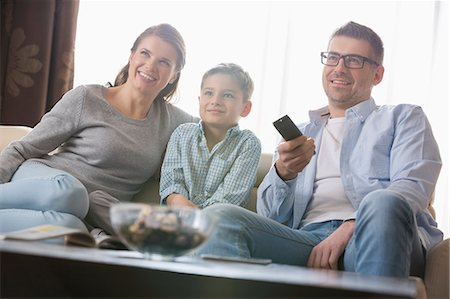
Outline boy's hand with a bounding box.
[166,194,198,208]
[275,135,315,180]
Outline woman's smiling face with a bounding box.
[128,35,178,96]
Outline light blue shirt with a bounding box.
[257,98,442,250]
[160,122,261,208]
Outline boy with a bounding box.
[160,63,261,208]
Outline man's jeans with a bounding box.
[196,189,425,278]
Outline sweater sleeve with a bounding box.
[0,86,85,183]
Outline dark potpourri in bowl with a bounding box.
[110,203,216,260]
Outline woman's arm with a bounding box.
[0,86,85,183]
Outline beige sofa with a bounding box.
[1,126,448,299]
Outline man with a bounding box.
[196,21,442,278]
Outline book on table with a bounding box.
[0,224,128,250]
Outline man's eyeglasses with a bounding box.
[320,52,379,69]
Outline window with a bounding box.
[75,1,448,237]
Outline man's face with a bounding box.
[322,36,384,114]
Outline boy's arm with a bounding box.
[159,128,190,205]
[201,134,261,208]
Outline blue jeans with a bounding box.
[0,161,89,233]
[196,189,425,278]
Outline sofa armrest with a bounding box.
[0,125,33,150]
[246,153,273,212]
[424,238,449,299]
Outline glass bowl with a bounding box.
[110,203,217,261]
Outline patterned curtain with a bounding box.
[0,0,79,126]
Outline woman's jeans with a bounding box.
[196,190,425,278]
[0,161,89,233]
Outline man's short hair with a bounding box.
[330,21,384,65]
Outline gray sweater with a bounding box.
[0,84,197,201]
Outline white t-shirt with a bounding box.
[300,117,355,227]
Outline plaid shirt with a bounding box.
[160,122,261,208]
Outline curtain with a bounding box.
[0,0,79,126]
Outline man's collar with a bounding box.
[309,98,377,122]
[346,97,377,122]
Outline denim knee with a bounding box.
[358,189,414,227]
[353,189,418,277]
[52,174,89,218]
[203,203,248,223]
[196,204,253,257]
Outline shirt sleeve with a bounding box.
[200,133,262,208]
[159,127,190,204]
[256,144,297,224]
[385,106,442,215]
[0,86,85,183]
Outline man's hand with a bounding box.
[275,135,315,180]
[307,220,355,270]
[166,194,198,208]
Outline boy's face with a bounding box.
[199,73,251,131]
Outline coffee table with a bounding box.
[0,239,417,298]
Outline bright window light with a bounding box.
[74,1,448,238]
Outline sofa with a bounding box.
[1,125,448,299]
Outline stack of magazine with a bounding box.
[0,224,128,250]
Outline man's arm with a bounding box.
[385,106,441,215]
[257,135,315,221]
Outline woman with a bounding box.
[0,24,197,234]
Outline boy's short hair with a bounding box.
[201,63,254,101]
